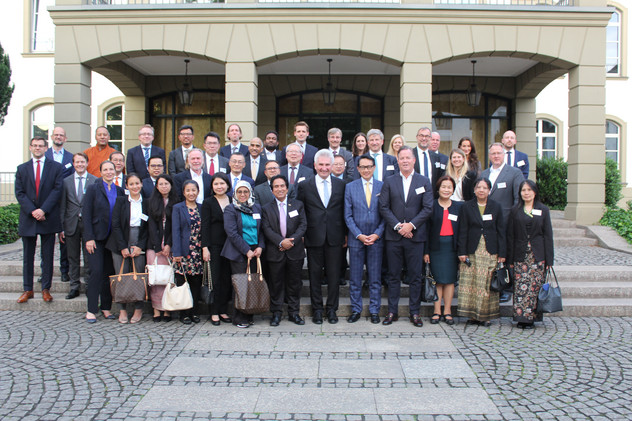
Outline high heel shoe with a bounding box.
[210,316,221,326]
[219,314,232,323]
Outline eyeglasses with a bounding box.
[266,167,280,171]
[149,164,164,168]
[417,134,431,139]
[357,165,375,170]
[180,132,193,137]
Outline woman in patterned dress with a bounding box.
[507,179,554,329]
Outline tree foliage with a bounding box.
[0,42,15,126]
[536,157,568,210]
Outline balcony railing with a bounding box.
[88,0,574,5]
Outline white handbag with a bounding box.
[146,256,174,286]
[161,267,193,311]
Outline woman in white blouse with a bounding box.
[445,148,477,202]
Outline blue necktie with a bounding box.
[234,177,239,190]
[423,151,429,178]
[143,147,150,167]
[323,179,330,207]
[372,153,379,181]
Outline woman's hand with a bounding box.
[423,254,430,264]
[161,245,171,257]
[458,255,467,263]
[86,240,96,254]
[121,248,131,258]
[173,256,182,263]
[246,250,256,259]
[203,247,211,262]
[129,246,142,258]
[253,247,263,257]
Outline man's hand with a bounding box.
[280,238,294,250]
[86,240,96,254]
[398,222,414,237]
[31,209,45,221]
[59,232,65,244]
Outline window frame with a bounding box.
[606,4,628,78]
[536,118,559,160]
[104,103,125,152]
[23,0,55,55]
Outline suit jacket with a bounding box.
[202,154,230,176]
[283,142,318,170]
[459,170,477,202]
[280,164,313,185]
[426,199,463,252]
[171,201,202,258]
[244,155,268,186]
[59,172,98,236]
[229,174,256,191]
[254,181,296,208]
[333,174,353,184]
[168,147,189,175]
[220,203,265,262]
[126,145,166,179]
[481,164,523,221]
[457,198,506,257]
[413,148,445,184]
[201,196,228,249]
[141,177,157,199]
[107,196,149,254]
[45,148,75,179]
[147,201,173,252]
[264,149,285,164]
[15,158,64,236]
[173,170,212,203]
[344,178,385,248]
[507,202,554,266]
[332,148,356,180]
[82,181,125,242]
[219,143,249,159]
[352,152,399,181]
[513,149,530,180]
[261,198,307,262]
[296,175,346,247]
[378,172,433,243]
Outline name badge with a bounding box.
[289,210,298,218]
[253,213,261,220]
[386,165,395,171]
[497,182,507,189]
[415,187,425,195]
[298,177,305,183]
[65,163,72,169]
[448,214,458,221]
[140,213,149,222]
[124,189,130,195]
[517,160,526,167]
[219,168,227,173]
[482,214,493,221]
[532,209,542,216]
[440,164,446,170]
[435,162,441,168]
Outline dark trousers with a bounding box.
[209,245,232,316]
[175,272,202,318]
[86,239,113,314]
[230,257,257,325]
[268,256,303,315]
[22,234,55,291]
[307,244,342,313]
[386,239,424,315]
[65,220,90,291]
[40,238,68,275]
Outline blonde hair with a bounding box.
[387,134,404,156]
[446,148,469,181]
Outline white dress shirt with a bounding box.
[316,175,331,207]
[265,150,277,161]
[489,163,505,187]
[416,147,431,180]
[190,169,205,204]
[400,171,414,202]
[206,153,219,174]
[128,195,143,227]
[32,157,44,178]
[370,151,383,181]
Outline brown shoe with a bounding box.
[42,289,53,302]
[17,291,34,303]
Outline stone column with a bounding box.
[400,62,432,145]
[514,97,537,180]
[566,64,606,224]
[225,62,258,141]
[54,63,91,153]
[124,96,147,149]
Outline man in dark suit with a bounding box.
[414,127,445,186]
[126,124,166,180]
[501,130,530,179]
[244,137,268,186]
[228,152,255,191]
[219,124,249,158]
[168,125,195,175]
[332,154,353,184]
[202,131,229,176]
[255,160,297,207]
[141,156,166,198]
[173,149,212,203]
[261,174,308,327]
[44,126,74,283]
[430,131,450,170]
[263,130,285,164]
[59,152,98,299]
[283,121,318,171]
[353,129,399,181]
[344,155,385,324]
[328,127,356,179]
[378,146,433,328]
[15,137,64,303]
[281,143,313,187]
[296,149,346,324]
[110,151,126,188]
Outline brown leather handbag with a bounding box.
[231,257,270,315]
[110,257,149,303]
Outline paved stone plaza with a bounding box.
[0,311,630,420]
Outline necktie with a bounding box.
[322,179,330,207]
[77,176,84,202]
[372,153,379,181]
[507,151,512,166]
[143,147,150,167]
[209,158,215,175]
[35,160,41,198]
[115,176,120,186]
[365,181,371,208]
[332,150,337,156]
[290,167,296,185]
[232,147,238,154]
[234,177,239,189]
[251,160,257,180]
[423,151,429,179]
[279,202,286,237]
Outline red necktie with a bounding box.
[35,160,41,198]
[210,158,215,175]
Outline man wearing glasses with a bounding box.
[142,156,166,198]
[168,125,195,175]
[126,124,166,179]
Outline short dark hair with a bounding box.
[125,173,142,186]
[265,130,279,139]
[474,177,492,190]
[358,154,376,167]
[30,137,46,146]
[182,179,199,193]
[179,125,194,135]
[73,152,89,163]
[270,174,289,189]
[204,131,220,143]
[148,156,164,166]
[99,160,115,171]
[109,151,124,160]
[265,160,281,170]
[397,145,414,157]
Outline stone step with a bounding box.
[554,266,632,281]
[553,227,588,237]
[557,281,632,298]
[554,237,599,247]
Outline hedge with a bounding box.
[600,201,632,244]
[0,203,20,245]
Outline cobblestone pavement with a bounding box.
[1,311,630,420]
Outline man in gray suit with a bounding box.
[168,125,195,175]
[327,127,355,180]
[59,153,98,299]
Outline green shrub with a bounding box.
[0,203,19,245]
[600,201,632,244]
[536,157,567,210]
[605,158,623,208]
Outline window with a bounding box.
[106,105,124,152]
[607,10,621,75]
[605,120,620,165]
[31,104,54,143]
[31,0,55,52]
[536,119,558,159]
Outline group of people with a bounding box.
[15,120,553,330]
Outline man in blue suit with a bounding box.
[15,137,64,303]
[353,128,398,181]
[126,124,166,180]
[501,130,529,180]
[344,155,385,324]
[219,124,249,159]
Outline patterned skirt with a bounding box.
[457,237,499,321]
[512,246,545,323]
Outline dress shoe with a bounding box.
[66,289,80,300]
[312,311,323,325]
[236,323,249,328]
[153,315,162,323]
[61,273,70,283]
[347,312,361,323]
[42,289,53,302]
[288,314,305,325]
[481,321,491,327]
[102,312,116,320]
[192,315,201,324]
[499,291,512,303]
[370,314,380,324]
[163,314,172,322]
[517,322,525,329]
[17,291,34,303]
[339,279,347,286]
[382,313,398,325]
[181,316,192,325]
[327,311,338,324]
[409,314,423,328]
[219,314,232,324]
[86,318,97,324]
[270,313,281,327]
[210,317,221,326]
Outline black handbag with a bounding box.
[490,262,511,293]
[200,260,213,305]
[537,267,563,313]
[421,265,438,302]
